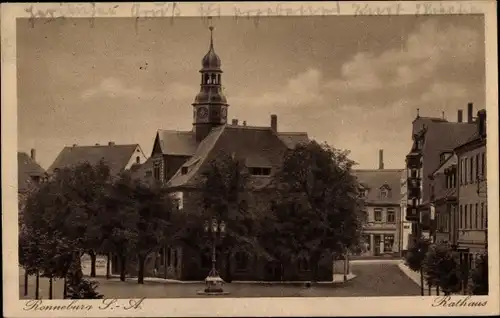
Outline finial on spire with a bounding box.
[416,108,420,118]
[209,25,214,49]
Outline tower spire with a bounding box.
[209,25,214,50]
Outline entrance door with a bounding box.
[265,262,283,281]
[374,235,381,256]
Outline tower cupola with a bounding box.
[192,26,229,142]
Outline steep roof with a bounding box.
[48,144,140,175]
[431,154,457,177]
[18,152,45,192]
[352,169,403,205]
[156,130,198,156]
[419,121,477,202]
[167,125,290,189]
[278,132,309,149]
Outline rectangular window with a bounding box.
[469,157,474,183]
[475,154,479,181]
[475,204,479,230]
[459,205,463,229]
[374,208,383,222]
[249,167,271,176]
[460,159,464,185]
[483,152,487,178]
[464,205,468,229]
[384,235,395,252]
[469,204,474,229]
[480,203,485,229]
[387,209,395,223]
[153,161,161,181]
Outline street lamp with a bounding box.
[202,217,227,294]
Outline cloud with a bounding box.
[232,19,481,112]
[81,77,196,103]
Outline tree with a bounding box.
[20,162,111,297]
[405,238,431,295]
[469,252,488,295]
[422,242,461,295]
[98,172,140,282]
[133,180,176,284]
[179,152,272,282]
[269,141,365,281]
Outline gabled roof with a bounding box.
[48,144,140,176]
[352,169,403,205]
[431,154,457,177]
[18,152,45,192]
[167,125,290,189]
[277,132,309,149]
[156,130,198,156]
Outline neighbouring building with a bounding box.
[454,109,487,292]
[405,105,478,243]
[48,142,148,274]
[399,168,412,256]
[18,149,46,219]
[353,150,403,257]
[429,153,457,245]
[127,27,318,282]
[48,142,147,175]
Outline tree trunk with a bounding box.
[225,251,232,283]
[89,250,97,278]
[63,277,67,299]
[49,276,53,299]
[428,283,431,295]
[35,272,40,299]
[436,285,440,295]
[23,271,28,296]
[106,253,111,279]
[137,255,145,284]
[419,268,424,296]
[119,255,126,282]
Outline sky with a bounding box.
[17,15,485,170]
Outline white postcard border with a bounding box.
[2,1,499,317]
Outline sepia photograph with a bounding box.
[2,1,499,317]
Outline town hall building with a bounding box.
[127,27,322,281]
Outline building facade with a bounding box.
[126,27,331,282]
[353,150,403,257]
[405,105,478,244]
[455,109,487,292]
[399,168,412,255]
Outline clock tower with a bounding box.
[192,26,229,142]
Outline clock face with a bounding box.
[197,107,208,119]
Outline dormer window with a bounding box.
[181,166,189,175]
[249,167,271,176]
[380,185,391,199]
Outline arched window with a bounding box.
[217,74,221,84]
[136,156,140,164]
[200,249,211,269]
[211,74,217,84]
[204,74,210,84]
[234,251,249,271]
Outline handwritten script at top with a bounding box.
[23,2,482,21]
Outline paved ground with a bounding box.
[19,260,420,299]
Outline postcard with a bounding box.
[2,1,499,317]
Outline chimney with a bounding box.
[270,114,278,132]
[108,141,115,146]
[72,144,77,147]
[242,121,247,126]
[457,109,463,123]
[30,148,36,161]
[467,103,473,123]
[232,119,238,126]
[95,143,100,146]
[378,149,384,170]
[477,110,487,137]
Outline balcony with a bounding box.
[457,230,487,246]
